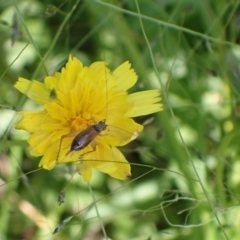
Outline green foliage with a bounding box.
[1,0,240,239]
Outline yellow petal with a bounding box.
[15,110,48,132]
[76,159,94,182]
[38,142,58,170]
[14,78,51,105]
[102,117,143,146]
[44,102,69,121]
[113,61,137,91]
[76,148,101,182]
[28,130,56,156]
[76,142,130,181]
[89,62,110,81]
[57,56,84,95]
[44,76,59,90]
[107,93,133,117]
[94,143,131,180]
[127,89,163,117]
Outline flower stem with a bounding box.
[88,183,108,240]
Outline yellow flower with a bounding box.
[14,56,163,182]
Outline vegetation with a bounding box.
[1,0,240,239]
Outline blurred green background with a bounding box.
[1,0,240,239]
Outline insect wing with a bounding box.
[71,126,99,151]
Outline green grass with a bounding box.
[1,0,240,239]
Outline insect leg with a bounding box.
[56,130,81,163]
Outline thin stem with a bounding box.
[88,183,108,240]
[94,0,236,47]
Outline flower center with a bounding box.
[70,113,95,131]
[71,116,87,131]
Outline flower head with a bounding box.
[14,56,163,182]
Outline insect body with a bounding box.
[56,120,107,162]
[70,120,107,151]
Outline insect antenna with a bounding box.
[103,58,109,123]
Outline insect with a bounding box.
[56,120,107,162]
[70,120,107,151]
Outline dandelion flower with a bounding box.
[14,56,163,182]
